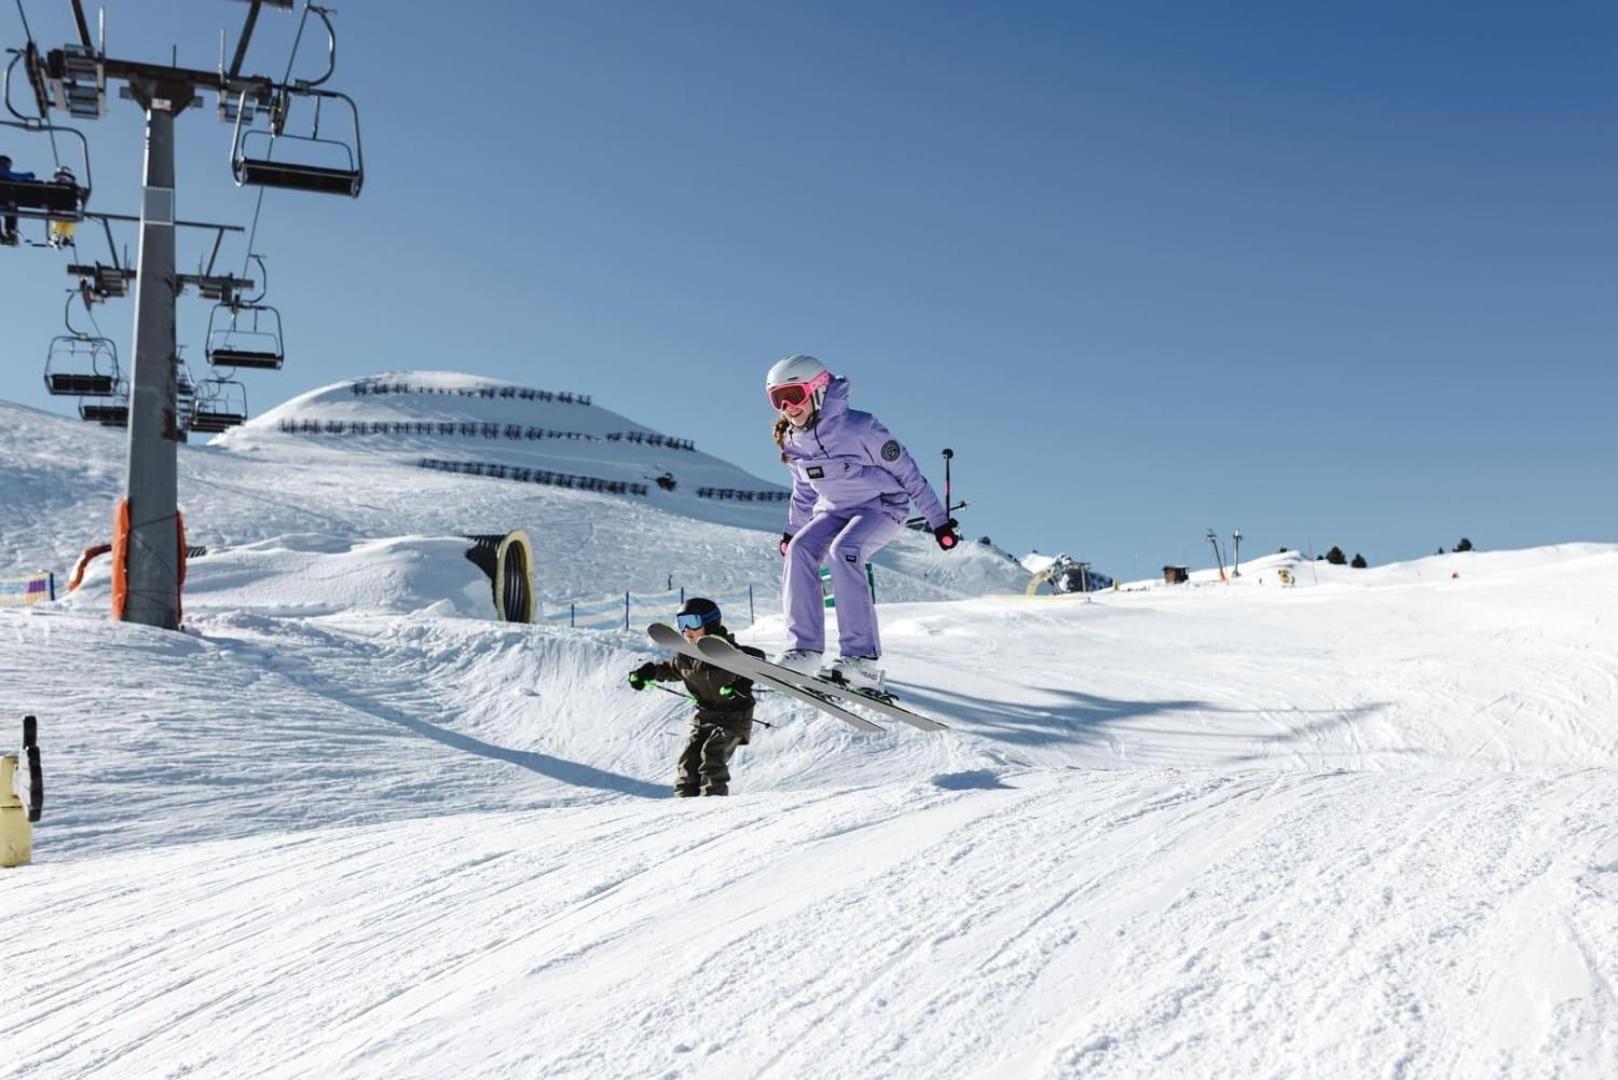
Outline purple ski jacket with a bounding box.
[781,378,948,532]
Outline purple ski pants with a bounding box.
[783,509,903,659]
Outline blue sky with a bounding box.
[3,1,1613,579]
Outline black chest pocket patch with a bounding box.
[806,465,825,479]
[881,439,902,462]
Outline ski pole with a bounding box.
[942,448,953,514]
[634,678,777,727]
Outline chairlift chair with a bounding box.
[227,5,363,198]
[0,108,94,226]
[43,293,120,395]
[205,300,284,369]
[78,379,129,426]
[190,377,248,433]
[44,335,119,395]
[230,87,363,197]
[175,358,198,430]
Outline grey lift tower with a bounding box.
[9,0,363,629]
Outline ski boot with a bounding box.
[819,655,886,695]
[773,649,824,675]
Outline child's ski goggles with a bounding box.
[675,611,718,631]
[767,370,831,411]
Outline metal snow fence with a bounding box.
[544,584,758,631]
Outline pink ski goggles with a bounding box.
[767,370,831,411]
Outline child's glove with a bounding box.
[780,532,793,557]
[628,661,658,689]
[933,518,961,551]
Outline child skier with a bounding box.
[629,597,764,797]
[765,354,960,691]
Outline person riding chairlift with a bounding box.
[0,154,37,246]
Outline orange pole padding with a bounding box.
[68,542,113,592]
[109,501,190,623]
[110,498,131,620]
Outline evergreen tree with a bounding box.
[1351,553,1367,569]
[1437,547,1446,555]
[1326,546,1347,566]
[1455,537,1474,552]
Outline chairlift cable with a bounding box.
[239,184,266,280]
[8,8,65,167]
[279,3,314,90]
[14,0,36,46]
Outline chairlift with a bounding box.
[206,297,284,370]
[1,55,94,227]
[175,356,198,431]
[190,377,248,433]
[228,8,363,198]
[230,88,362,197]
[45,336,119,395]
[78,380,128,426]
[43,293,120,396]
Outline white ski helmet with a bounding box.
[765,354,832,411]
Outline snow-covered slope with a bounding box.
[3,384,1616,1078]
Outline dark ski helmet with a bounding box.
[675,596,722,631]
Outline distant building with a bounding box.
[1163,565,1189,585]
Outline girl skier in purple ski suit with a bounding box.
[766,354,960,691]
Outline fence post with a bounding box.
[48,573,56,602]
[570,602,575,629]
[624,592,631,631]
[679,586,685,605]
[748,584,755,627]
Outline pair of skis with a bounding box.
[645,624,947,733]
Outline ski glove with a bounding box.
[933,518,961,551]
[780,531,793,557]
[628,661,659,689]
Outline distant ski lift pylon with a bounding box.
[190,376,248,433]
[43,293,120,396]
